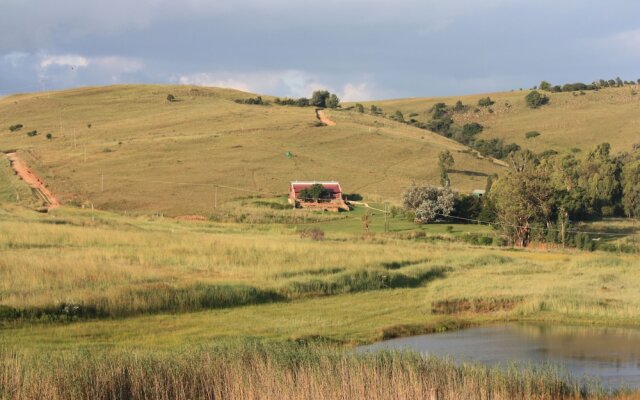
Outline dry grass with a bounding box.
[358,86,640,154]
[0,343,616,400]
[0,85,500,216]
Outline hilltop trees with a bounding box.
[402,183,455,223]
[310,91,340,108]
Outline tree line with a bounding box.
[538,77,639,93]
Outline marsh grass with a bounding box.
[0,343,612,400]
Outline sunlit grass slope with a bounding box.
[0,85,500,215]
[359,86,640,154]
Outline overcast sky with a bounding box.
[1,0,639,100]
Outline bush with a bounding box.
[46,133,53,140]
[9,124,23,132]
[26,130,38,137]
[525,131,541,139]
[325,94,340,109]
[298,228,325,241]
[354,103,364,113]
[477,97,494,107]
[166,94,176,102]
[573,233,594,251]
[298,184,329,201]
[525,91,549,109]
[235,96,265,105]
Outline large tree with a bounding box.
[438,150,455,187]
[490,151,555,246]
[402,183,455,223]
[622,146,640,218]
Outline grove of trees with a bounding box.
[402,143,640,250]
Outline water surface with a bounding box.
[359,324,640,389]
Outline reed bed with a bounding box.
[0,343,615,400]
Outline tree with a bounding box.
[402,184,455,223]
[325,94,340,109]
[525,90,549,109]
[478,97,495,107]
[577,143,621,216]
[370,105,381,115]
[622,147,640,218]
[354,103,365,113]
[539,81,552,91]
[298,184,329,202]
[615,77,624,87]
[310,90,330,107]
[438,150,455,187]
[490,151,555,247]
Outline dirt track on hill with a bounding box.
[316,109,336,126]
[6,152,60,209]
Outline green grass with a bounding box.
[355,86,640,154]
[1,205,639,351]
[0,85,501,216]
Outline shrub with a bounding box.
[298,228,325,241]
[26,130,38,137]
[525,90,549,108]
[393,110,405,122]
[9,124,23,132]
[166,94,176,102]
[235,96,265,105]
[477,97,495,107]
[525,131,541,139]
[354,103,364,113]
[46,133,53,140]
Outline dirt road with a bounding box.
[316,109,336,126]
[6,152,60,209]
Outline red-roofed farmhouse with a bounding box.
[288,181,349,211]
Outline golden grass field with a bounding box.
[357,86,640,154]
[0,85,502,216]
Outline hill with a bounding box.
[0,85,500,215]
[357,86,640,154]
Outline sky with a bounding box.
[1,0,639,100]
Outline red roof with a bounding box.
[290,181,342,195]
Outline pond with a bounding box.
[359,324,640,390]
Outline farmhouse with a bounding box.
[288,181,349,211]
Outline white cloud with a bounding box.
[40,55,89,69]
[341,82,375,102]
[178,70,332,98]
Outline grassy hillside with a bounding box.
[358,86,640,154]
[0,85,500,215]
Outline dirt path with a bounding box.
[316,109,336,126]
[6,152,60,209]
